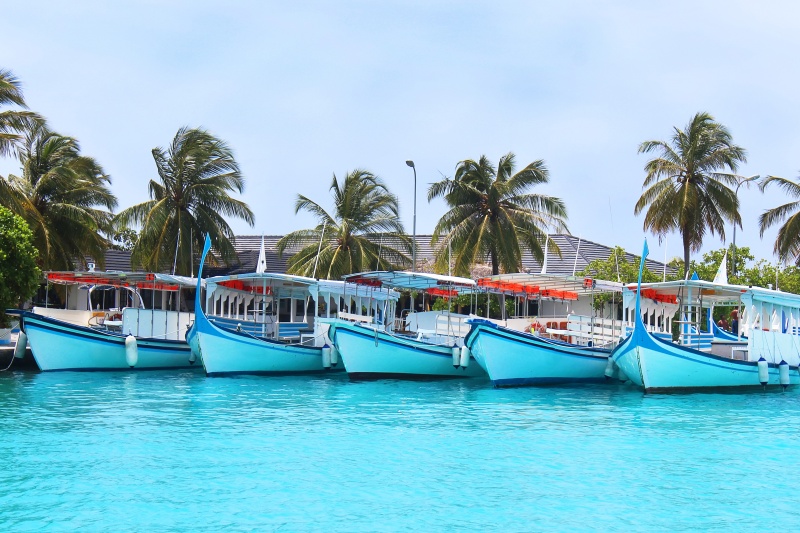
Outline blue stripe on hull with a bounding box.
[612,320,800,391]
[42,365,198,373]
[22,312,194,371]
[330,321,485,379]
[188,303,325,376]
[465,323,610,387]
[492,376,608,387]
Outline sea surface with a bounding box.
[1,369,799,532]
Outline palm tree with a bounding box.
[0,123,117,270]
[115,127,254,275]
[427,153,568,276]
[758,176,800,264]
[0,68,43,157]
[277,170,411,279]
[634,112,747,278]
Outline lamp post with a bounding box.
[406,160,417,272]
[731,174,760,278]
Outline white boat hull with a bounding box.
[465,321,611,387]
[22,312,196,371]
[612,327,800,392]
[329,320,486,379]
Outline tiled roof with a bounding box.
[89,234,675,278]
[226,234,675,278]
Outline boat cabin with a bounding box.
[203,273,399,347]
[35,271,198,340]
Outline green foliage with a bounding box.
[0,206,40,327]
[430,292,513,319]
[277,170,411,279]
[758,175,800,265]
[0,123,117,270]
[428,153,568,276]
[0,68,43,158]
[670,244,754,284]
[110,227,139,252]
[115,127,254,275]
[634,112,747,277]
[580,246,672,311]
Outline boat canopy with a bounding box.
[476,273,623,301]
[626,278,800,310]
[206,273,400,301]
[46,271,202,291]
[342,271,476,294]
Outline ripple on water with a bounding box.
[1,370,800,531]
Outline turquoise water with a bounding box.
[1,370,799,532]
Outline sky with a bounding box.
[3,1,800,268]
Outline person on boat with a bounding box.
[717,316,729,331]
[730,309,739,335]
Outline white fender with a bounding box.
[757,356,769,387]
[322,344,332,369]
[604,357,615,379]
[451,346,460,368]
[14,331,27,359]
[188,350,197,365]
[779,360,790,390]
[459,345,471,368]
[125,335,138,368]
[330,344,339,367]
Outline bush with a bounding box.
[0,205,40,327]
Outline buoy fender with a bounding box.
[757,357,769,386]
[14,331,27,359]
[322,344,332,369]
[779,360,790,390]
[604,357,615,379]
[330,344,339,367]
[459,345,471,368]
[125,335,138,368]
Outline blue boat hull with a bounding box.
[464,322,611,387]
[329,320,485,380]
[21,312,195,371]
[187,309,338,376]
[611,326,800,392]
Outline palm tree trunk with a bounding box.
[490,249,499,276]
[683,232,691,279]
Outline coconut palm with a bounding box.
[634,112,747,278]
[0,123,117,270]
[0,68,43,157]
[427,153,568,276]
[277,170,411,279]
[115,127,254,275]
[757,175,800,264]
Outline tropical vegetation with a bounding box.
[634,112,747,278]
[115,127,254,276]
[428,152,568,277]
[0,68,42,158]
[0,123,117,270]
[277,169,411,279]
[757,175,800,265]
[0,205,40,327]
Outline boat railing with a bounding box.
[546,315,623,347]
[433,314,471,338]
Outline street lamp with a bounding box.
[406,160,417,272]
[731,174,760,278]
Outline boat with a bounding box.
[611,241,800,392]
[20,270,199,371]
[325,271,487,380]
[187,236,398,376]
[463,274,624,387]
